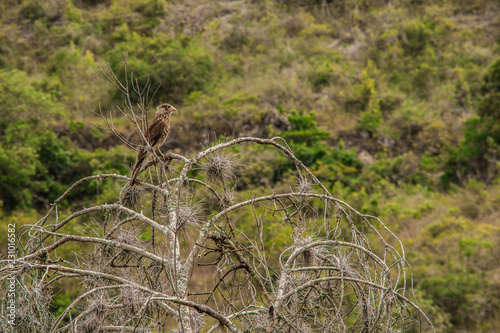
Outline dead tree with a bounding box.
[0,57,435,333]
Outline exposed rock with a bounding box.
[377,135,395,147]
[240,109,292,137]
[357,150,374,167]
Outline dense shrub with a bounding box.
[442,58,500,185]
[282,110,363,187]
[421,273,481,328]
[107,34,215,105]
[0,120,129,212]
[0,69,64,124]
[282,109,330,144]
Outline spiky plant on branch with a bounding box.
[0,56,435,333]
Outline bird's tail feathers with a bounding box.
[128,154,146,187]
[121,156,146,206]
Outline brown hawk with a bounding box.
[128,103,176,186]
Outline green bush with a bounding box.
[402,20,440,57]
[107,34,215,105]
[18,0,61,23]
[0,69,65,124]
[281,110,362,187]
[345,83,371,113]
[480,58,500,95]
[0,121,86,211]
[0,119,129,212]
[442,58,500,185]
[420,273,481,328]
[282,109,330,144]
[310,60,337,89]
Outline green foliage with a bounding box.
[311,144,363,188]
[480,58,500,94]
[410,213,500,331]
[310,60,338,89]
[107,33,215,105]
[46,49,80,76]
[0,120,128,212]
[410,288,452,332]
[442,118,486,183]
[455,71,472,107]
[473,60,500,146]
[408,62,437,98]
[345,83,371,113]
[442,58,500,185]
[52,288,76,317]
[0,69,65,124]
[402,20,441,57]
[280,110,362,188]
[282,109,330,144]
[477,91,500,120]
[421,273,481,327]
[362,152,425,187]
[351,60,383,133]
[19,0,62,23]
[219,28,251,51]
[1,1,500,329]
[358,108,382,133]
[0,120,80,211]
[129,0,166,33]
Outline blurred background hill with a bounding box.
[1,0,500,331]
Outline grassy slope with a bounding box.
[1,0,500,331]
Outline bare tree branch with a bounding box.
[0,59,435,333]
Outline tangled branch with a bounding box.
[0,60,434,333]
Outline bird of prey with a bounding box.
[128,103,176,187]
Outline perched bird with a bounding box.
[128,103,176,187]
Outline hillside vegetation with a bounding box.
[1,0,500,331]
